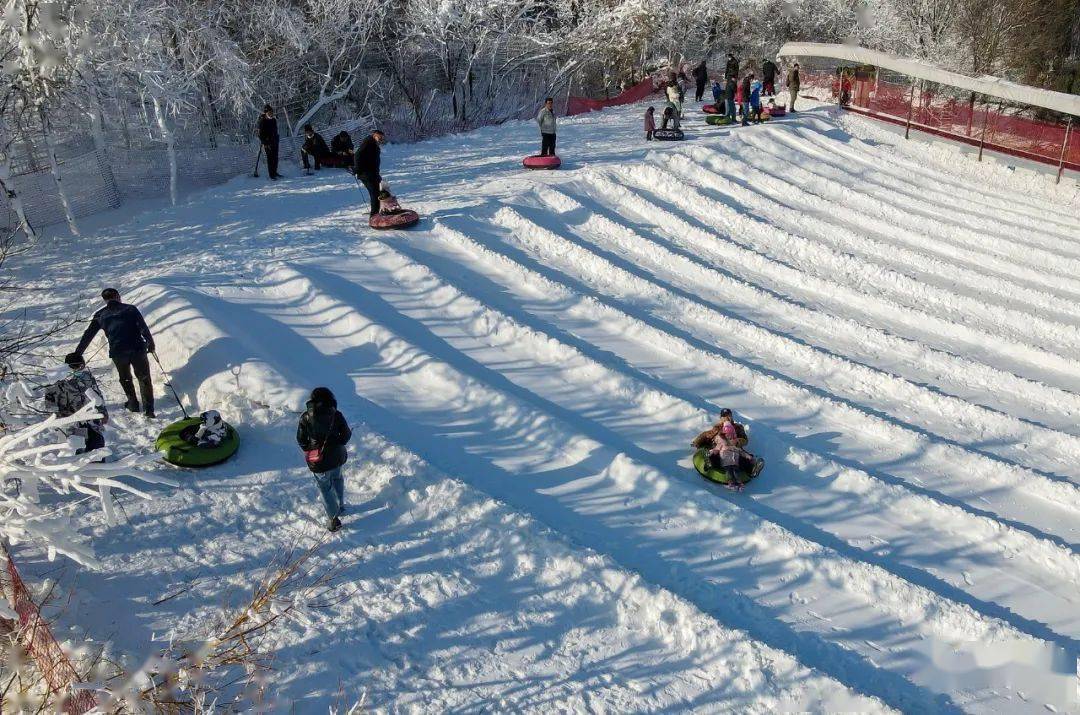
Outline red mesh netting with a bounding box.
[566,77,662,116]
[801,70,1078,172]
[2,546,97,714]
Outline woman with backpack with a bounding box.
[296,387,352,532]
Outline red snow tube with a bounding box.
[702,104,720,114]
[768,107,787,117]
[523,155,561,170]
[369,209,420,230]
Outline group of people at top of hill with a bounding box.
[644,54,801,138]
[255,105,403,218]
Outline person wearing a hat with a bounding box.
[257,104,282,180]
[43,352,108,455]
[692,408,764,479]
[72,288,156,418]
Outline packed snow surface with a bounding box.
[14,100,1080,713]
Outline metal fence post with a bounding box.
[977,99,994,162]
[904,77,917,139]
[1057,118,1073,184]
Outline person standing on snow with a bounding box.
[761,58,778,96]
[725,53,739,81]
[72,288,156,418]
[300,124,330,172]
[724,76,737,122]
[44,353,108,455]
[353,129,386,216]
[644,106,656,141]
[692,60,709,102]
[537,97,557,157]
[740,72,754,126]
[296,387,352,532]
[257,105,281,180]
[787,62,801,112]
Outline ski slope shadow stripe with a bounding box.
[371,224,1080,653]
[250,264,966,714]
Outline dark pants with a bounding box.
[695,79,706,101]
[358,172,380,216]
[741,101,750,125]
[263,139,280,178]
[113,350,153,413]
[540,132,556,157]
[725,99,736,121]
[77,426,105,455]
[301,148,324,171]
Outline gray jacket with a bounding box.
[537,107,556,134]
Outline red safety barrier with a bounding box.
[566,77,661,116]
[1,545,96,714]
[802,70,1079,174]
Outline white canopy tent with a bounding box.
[777,42,1080,118]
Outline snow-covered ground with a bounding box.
[12,99,1080,712]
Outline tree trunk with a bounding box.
[40,109,79,236]
[152,95,178,207]
[0,127,36,240]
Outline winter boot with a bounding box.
[124,398,140,413]
[327,516,342,532]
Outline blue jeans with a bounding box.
[725,99,736,121]
[313,467,344,519]
[741,102,750,124]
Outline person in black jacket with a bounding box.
[724,76,737,122]
[300,124,330,172]
[740,72,754,126]
[296,387,353,531]
[352,129,385,216]
[73,288,156,417]
[257,105,281,180]
[692,60,708,102]
[761,58,778,96]
[331,131,354,160]
[725,53,739,81]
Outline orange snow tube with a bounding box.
[369,209,420,230]
[523,155,561,170]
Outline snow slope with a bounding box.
[13,100,1080,712]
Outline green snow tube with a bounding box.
[692,447,758,486]
[705,115,735,126]
[156,417,240,468]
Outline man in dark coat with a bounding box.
[73,288,156,417]
[300,124,331,171]
[724,76,737,122]
[352,129,385,216]
[692,60,708,102]
[762,58,778,96]
[331,131,354,160]
[296,387,352,531]
[257,105,281,180]
[787,62,801,112]
[725,53,739,81]
[740,72,754,126]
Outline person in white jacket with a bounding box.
[537,97,557,156]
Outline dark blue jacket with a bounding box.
[75,301,154,357]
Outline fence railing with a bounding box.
[801,68,1078,181]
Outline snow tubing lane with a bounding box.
[653,129,685,141]
[702,104,720,114]
[705,115,735,126]
[523,155,561,170]
[369,210,420,230]
[692,448,757,486]
[156,418,240,468]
